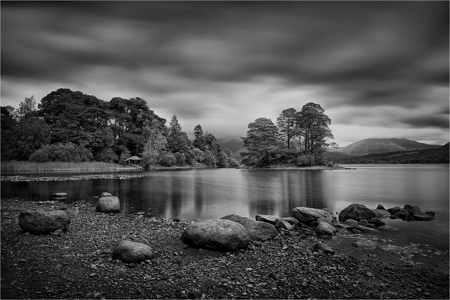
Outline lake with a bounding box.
[2,164,449,251]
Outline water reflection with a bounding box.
[2,165,449,249]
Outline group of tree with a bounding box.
[1,88,238,169]
[240,102,335,167]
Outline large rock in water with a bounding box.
[221,214,278,241]
[18,209,70,234]
[314,220,336,236]
[255,214,279,225]
[181,219,250,251]
[112,240,154,263]
[292,207,333,224]
[338,203,376,223]
[96,196,120,213]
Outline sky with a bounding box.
[1,1,449,147]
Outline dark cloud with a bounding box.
[401,115,449,129]
[1,1,448,145]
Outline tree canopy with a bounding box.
[241,103,334,167]
[1,88,238,169]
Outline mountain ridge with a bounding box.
[332,138,441,156]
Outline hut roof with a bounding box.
[125,156,141,161]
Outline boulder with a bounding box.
[314,220,336,236]
[355,225,378,234]
[404,204,421,217]
[390,209,410,220]
[344,219,359,228]
[255,214,279,225]
[181,219,250,251]
[292,207,333,224]
[351,239,377,249]
[413,212,435,221]
[281,217,299,226]
[377,225,397,231]
[18,209,70,234]
[101,192,112,197]
[275,220,293,231]
[338,204,376,223]
[386,206,401,215]
[376,204,386,210]
[372,209,391,219]
[312,242,335,254]
[112,240,154,263]
[368,217,385,227]
[96,196,120,213]
[52,192,67,200]
[221,214,278,241]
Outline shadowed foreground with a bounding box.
[1,199,448,299]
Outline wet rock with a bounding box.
[221,214,278,241]
[181,219,250,251]
[351,239,377,249]
[314,220,336,236]
[338,203,376,223]
[404,205,421,217]
[312,242,335,254]
[344,219,358,228]
[376,204,386,210]
[275,220,293,230]
[96,196,121,213]
[377,225,397,231]
[280,217,299,226]
[52,192,67,200]
[112,240,154,263]
[255,214,279,225]
[387,206,401,215]
[292,207,333,224]
[355,225,377,233]
[101,192,112,197]
[358,219,368,226]
[372,209,391,219]
[368,217,385,227]
[390,209,410,220]
[413,212,435,221]
[18,209,70,234]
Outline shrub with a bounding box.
[29,143,93,162]
[159,152,176,167]
[296,154,315,166]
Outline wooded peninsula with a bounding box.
[1,88,335,170]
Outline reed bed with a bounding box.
[1,161,120,173]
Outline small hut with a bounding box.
[124,156,142,166]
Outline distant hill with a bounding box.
[335,143,449,164]
[217,138,245,158]
[336,138,441,156]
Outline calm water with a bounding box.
[2,164,449,250]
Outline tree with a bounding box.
[241,117,280,166]
[296,102,333,155]
[167,115,193,156]
[193,124,206,150]
[141,120,168,167]
[2,118,51,161]
[18,96,37,119]
[277,108,298,150]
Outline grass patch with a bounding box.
[1,161,120,173]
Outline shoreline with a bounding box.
[244,165,354,171]
[1,198,448,299]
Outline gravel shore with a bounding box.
[1,198,448,299]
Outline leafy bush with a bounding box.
[159,152,176,167]
[29,143,93,162]
[175,152,186,166]
[296,154,315,166]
